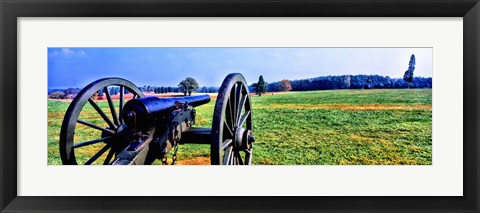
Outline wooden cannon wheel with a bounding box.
[211,73,254,165]
[59,78,145,165]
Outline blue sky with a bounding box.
[48,48,432,88]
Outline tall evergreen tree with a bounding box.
[403,54,416,88]
[255,75,267,96]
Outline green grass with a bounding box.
[48,89,432,165]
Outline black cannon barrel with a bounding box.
[122,94,210,131]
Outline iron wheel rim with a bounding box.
[59,78,144,165]
[211,73,253,165]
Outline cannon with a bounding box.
[59,73,254,165]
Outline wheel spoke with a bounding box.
[230,84,237,125]
[223,146,233,165]
[226,99,234,130]
[233,83,242,125]
[88,98,116,129]
[238,110,251,127]
[236,93,246,126]
[103,148,115,165]
[119,86,124,124]
[235,151,243,165]
[77,119,114,134]
[232,150,237,165]
[245,148,253,165]
[104,87,119,126]
[233,151,239,165]
[84,143,112,165]
[231,150,236,165]
[223,120,233,137]
[221,139,233,150]
[73,136,112,148]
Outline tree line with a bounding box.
[251,54,431,94]
[48,77,219,99]
[261,75,432,93]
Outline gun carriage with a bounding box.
[59,73,254,165]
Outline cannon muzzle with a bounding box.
[122,94,210,131]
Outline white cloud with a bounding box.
[272,51,283,58]
[49,48,87,58]
[61,48,74,55]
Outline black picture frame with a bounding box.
[1,0,479,212]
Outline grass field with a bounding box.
[48,89,432,165]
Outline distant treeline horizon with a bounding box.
[263,75,432,92]
[48,74,432,95]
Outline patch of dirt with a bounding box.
[50,91,269,102]
[345,90,385,94]
[259,104,432,111]
[48,98,73,103]
[351,135,396,151]
[251,92,290,97]
[107,93,136,100]
[176,156,211,165]
[350,134,375,141]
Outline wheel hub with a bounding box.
[234,126,253,150]
[101,124,134,149]
[115,124,127,134]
